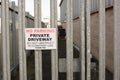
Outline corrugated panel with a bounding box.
[60,0,113,21]
[91,0,113,12]
[73,0,79,19]
[60,0,66,22]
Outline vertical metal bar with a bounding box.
[66,0,73,80]
[114,0,120,79]
[18,0,27,80]
[34,0,42,80]
[1,1,7,79]
[79,0,85,79]
[11,1,17,67]
[50,0,58,80]
[1,0,11,80]
[6,0,11,79]
[85,0,91,80]
[22,1,27,80]
[99,0,106,80]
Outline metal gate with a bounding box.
[1,0,120,80]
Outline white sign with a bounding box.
[25,28,57,50]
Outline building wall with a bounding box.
[91,8,114,72]
[60,0,113,22]
[61,8,114,72]
[60,0,66,22]
[73,19,81,48]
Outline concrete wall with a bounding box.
[61,8,114,73]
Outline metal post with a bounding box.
[34,0,42,80]
[6,1,11,79]
[114,0,120,79]
[66,0,73,80]
[50,0,58,80]
[99,0,106,80]
[11,1,17,67]
[1,0,11,80]
[85,0,91,80]
[79,0,85,79]
[18,0,27,80]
